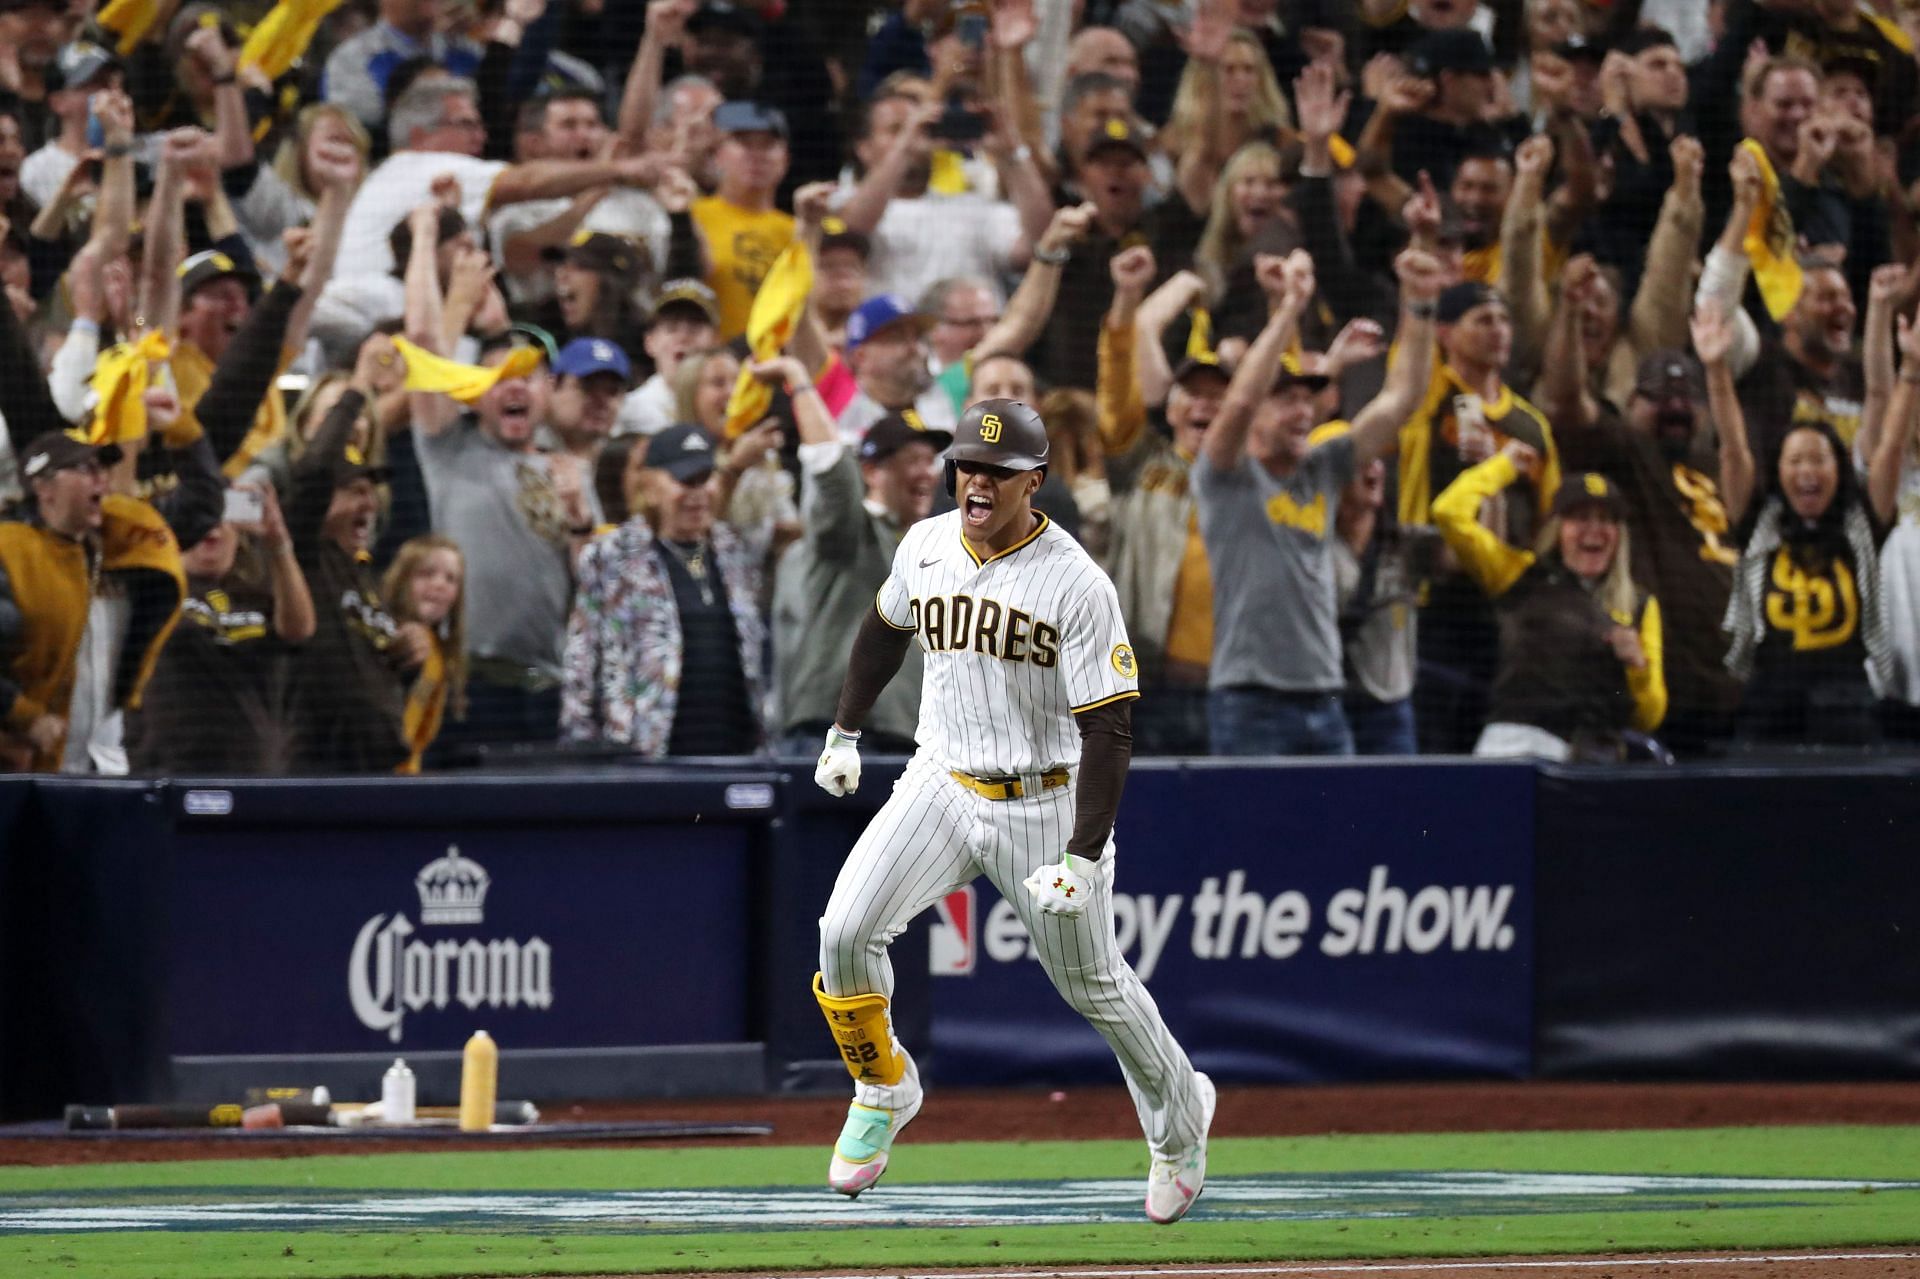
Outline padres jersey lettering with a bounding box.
[182,590,270,644]
[1765,547,1859,651]
[912,594,1060,664]
[1266,490,1328,537]
[878,511,1138,775]
[1669,464,1739,566]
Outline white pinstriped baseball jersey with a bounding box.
[876,510,1139,777]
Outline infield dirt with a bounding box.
[3,1081,1918,1165]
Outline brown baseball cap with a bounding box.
[1083,116,1150,165]
[18,431,122,486]
[1551,471,1627,520]
[563,231,645,287]
[819,215,871,260]
[1170,353,1231,387]
[1632,349,1704,401]
[859,409,952,462]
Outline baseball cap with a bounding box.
[1632,349,1703,401]
[177,249,260,300]
[859,409,953,463]
[1552,34,1606,64]
[712,100,789,139]
[686,0,765,44]
[650,278,720,326]
[1272,350,1332,393]
[1407,29,1494,78]
[563,230,645,286]
[845,294,932,353]
[1170,353,1230,387]
[819,215,871,259]
[18,430,121,485]
[1821,50,1879,90]
[51,40,118,93]
[1082,115,1150,164]
[554,337,632,384]
[1551,471,1627,520]
[331,441,392,488]
[1437,280,1506,324]
[1614,27,1677,58]
[645,423,720,483]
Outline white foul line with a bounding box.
[786,1255,1920,1279]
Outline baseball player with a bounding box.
[810,398,1213,1224]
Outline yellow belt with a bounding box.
[949,767,1070,801]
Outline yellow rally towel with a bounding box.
[240,0,348,81]
[724,240,814,437]
[929,149,970,195]
[87,332,172,444]
[1860,2,1914,56]
[96,0,169,55]
[1741,139,1803,322]
[1328,133,1356,170]
[394,337,543,404]
[1186,306,1214,360]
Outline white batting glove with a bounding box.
[1024,853,1098,918]
[814,725,863,796]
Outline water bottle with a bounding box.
[381,1058,416,1125]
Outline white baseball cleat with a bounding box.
[1145,1071,1216,1224]
[827,1090,923,1197]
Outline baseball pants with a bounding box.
[818,752,1208,1160]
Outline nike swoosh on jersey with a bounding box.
[919,557,941,567]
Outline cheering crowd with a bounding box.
[2,0,1919,774]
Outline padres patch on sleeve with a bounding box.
[1110,644,1137,678]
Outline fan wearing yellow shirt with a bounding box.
[692,101,796,342]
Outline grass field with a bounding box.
[0,1125,1917,1278]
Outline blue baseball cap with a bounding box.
[553,337,632,384]
[712,100,788,139]
[845,294,932,354]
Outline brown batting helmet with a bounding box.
[944,397,1048,495]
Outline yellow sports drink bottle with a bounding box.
[459,1030,497,1132]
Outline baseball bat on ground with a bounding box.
[242,1086,331,1108]
[68,1101,338,1131]
[67,1103,248,1131]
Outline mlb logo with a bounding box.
[929,887,976,976]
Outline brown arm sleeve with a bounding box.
[833,605,916,733]
[1066,698,1133,861]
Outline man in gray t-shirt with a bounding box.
[413,342,596,747]
[1191,248,1444,756]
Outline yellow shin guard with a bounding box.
[813,972,906,1086]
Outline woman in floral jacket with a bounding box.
[561,424,770,756]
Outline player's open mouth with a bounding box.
[963,493,994,527]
